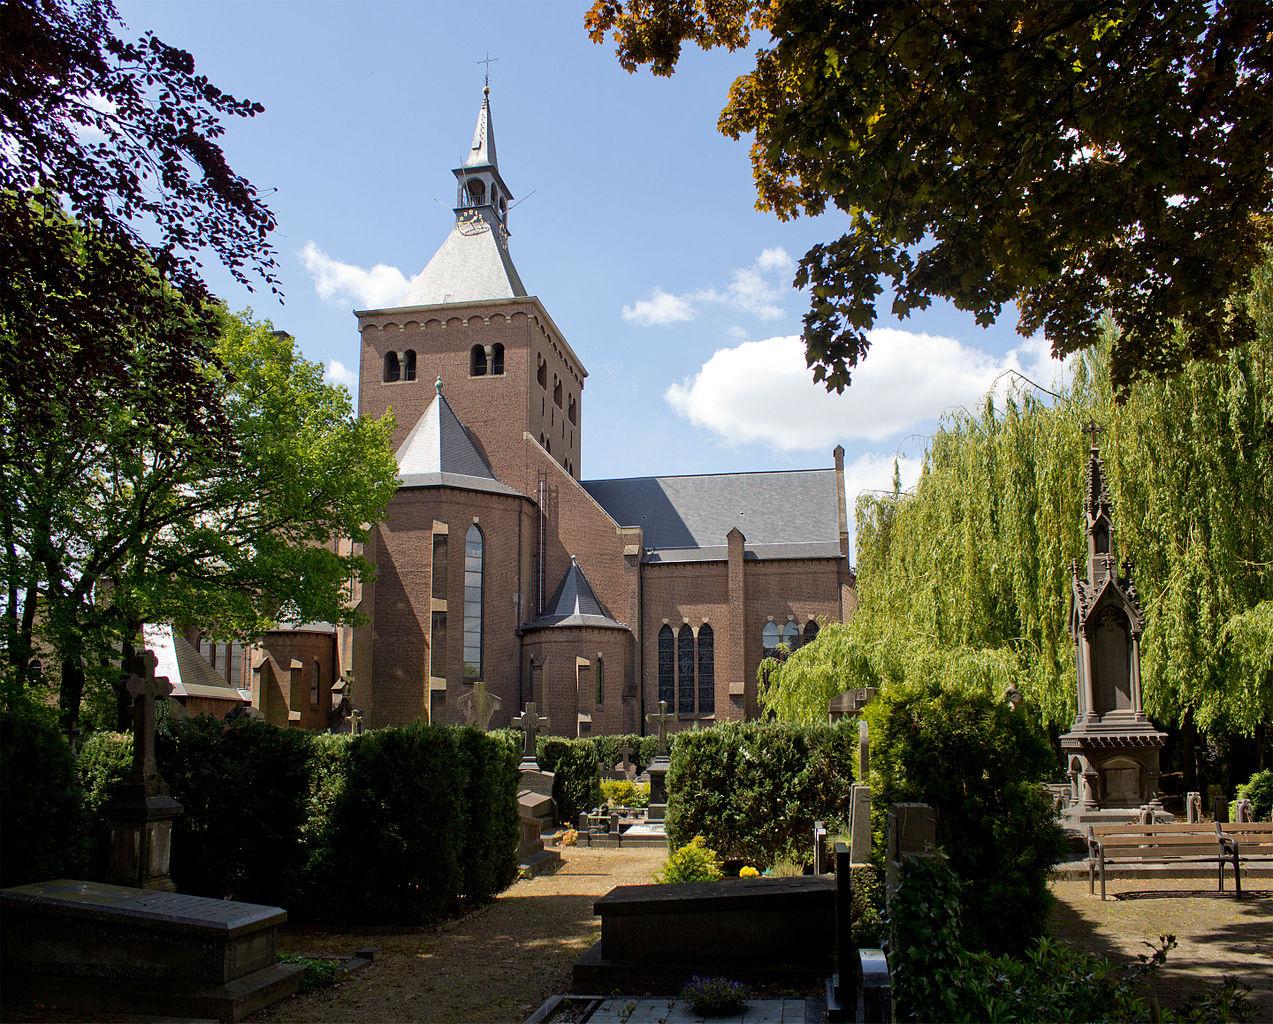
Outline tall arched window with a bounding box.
[595,656,604,706]
[783,620,800,650]
[383,351,401,382]
[309,659,320,707]
[491,343,505,375]
[697,624,714,714]
[463,525,484,679]
[568,396,577,425]
[677,624,695,715]
[470,344,487,376]
[402,349,417,381]
[553,377,562,408]
[803,620,820,645]
[537,358,547,388]
[657,625,674,707]
[761,621,781,656]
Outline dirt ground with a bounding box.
[1048,876,1273,1021]
[254,845,667,1024]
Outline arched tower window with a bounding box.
[595,656,604,706]
[783,620,800,650]
[463,525,484,680]
[568,396,577,426]
[402,349,417,382]
[383,351,401,382]
[657,625,674,707]
[309,659,320,707]
[491,343,505,375]
[463,178,485,206]
[537,358,547,388]
[697,624,714,714]
[677,624,695,715]
[803,620,820,645]
[470,345,487,377]
[761,621,781,656]
[553,376,562,408]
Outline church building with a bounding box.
[348,86,857,737]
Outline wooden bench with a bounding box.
[1218,821,1273,897]
[1087,823,1234,900]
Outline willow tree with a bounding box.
[761,264,1272,739]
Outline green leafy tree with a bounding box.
[587,1,1273,390]
[760,265,1271,744]
[0,214,398,722]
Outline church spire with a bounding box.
[453,82,512,234]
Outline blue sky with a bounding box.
[116,0,1065,526]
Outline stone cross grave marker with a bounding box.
[646,700,673,757]
[617,741,634,777]
[458,681,501,731]
[513,702,549,767]
[125,650,172,783]
[348,709,363,735]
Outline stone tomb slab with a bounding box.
[2,879,285,985]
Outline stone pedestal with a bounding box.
[104,786,183,891]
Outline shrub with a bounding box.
[866,680,1066,952]
[680,976,749,1016]
[0,712,87,886]
[851,863,884,947]
[536,735,602,823]
[665,719,856,868]
[738,865,760,877]
[601,778,650,808]
[75,731,131,877]
[1231,769,1273,821]
[656,835,724,884]
[456,726,519,902]
[589,733,664,773]
[278,954,339,993]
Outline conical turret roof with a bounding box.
[395,379,521,495]
[525,557,627,630]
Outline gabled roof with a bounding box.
[581,469,842,562]
[524,556,627,630]
[396,381,522,496]
[402,214,527,306]
[142,624,250,703]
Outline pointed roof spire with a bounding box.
[464,80,498,170]
[526,558,628,630]
[395,384,520,496]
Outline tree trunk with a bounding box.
[58,656,84,733]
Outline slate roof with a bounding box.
[524,557,628,630]
[402,214,527,306]
[396,383,522,496]
[464,87,497,169]
[142,624,251,703]
[581,469,843,562]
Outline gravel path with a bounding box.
[254,845,667,1024]
[1048,877,1273,1020]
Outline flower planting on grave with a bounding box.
[600,778,650,808]
[664,719,857,868]
[680,976,750,1017]
[655,835,724,884]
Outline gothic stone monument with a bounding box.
[512,703,561,875]
[1059,428,1168,826]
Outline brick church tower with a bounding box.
[351,85,856,735]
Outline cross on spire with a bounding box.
[477,51,498,88]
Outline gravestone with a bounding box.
[458,680,501,731]
[0,879,303,1021]
[884,803,937,898]
[1234,798,1254,823]
[615,741,636,780]
[645,701,673,824]
[1186,791,1203,823]
[828,687,877,722]
[813,821,829,875]
[1059,428,1169,827]
[848,720,873,866]
[858,720,870,780]
[513,703,560,875]
[105,651,183,891]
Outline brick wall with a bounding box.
[521,625,631,738]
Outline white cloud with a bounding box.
[665,328,1069,451]
[621,287,698,326]
[841,451,923,506]
[622,247,795,326]
[324,359,357,390]
[300,241,409,309]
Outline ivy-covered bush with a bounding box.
[866,679,1066,952]
[0,712,87,886]
[536,735,602,823]
[665,719,857,868]
[886,854,1253,1023]
[1231,768,1273,821]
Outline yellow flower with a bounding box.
[739,865,760,878]
[561,829,579,847]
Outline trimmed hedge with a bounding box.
[0,712,87,886]
[536,735,603,823]
[69,717,519,926]
[665,719,858,867]
[865,679,1066,953]
[588,733,665,774]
